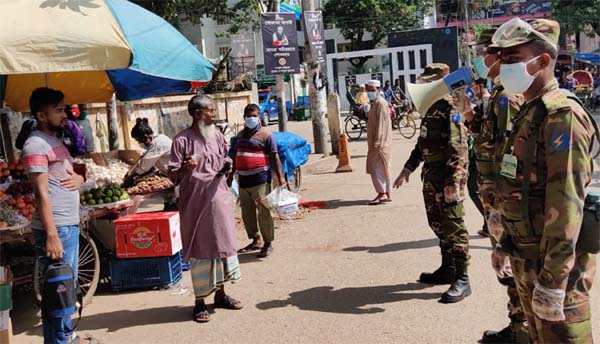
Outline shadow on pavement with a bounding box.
[343,235,490,254]
[238,251,263,264]
[23,305,193,337]
[256,282,440,314]
[327,199,371,208]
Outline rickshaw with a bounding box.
[571,70,595,108]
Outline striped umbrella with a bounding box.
[0,0,214,111]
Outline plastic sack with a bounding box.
[265,186,299,217]
[231,179,240,199]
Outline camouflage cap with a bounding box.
[476,28,496,45]
[488,17,560,52]
[420,63,450,81]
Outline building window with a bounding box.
[216,17,231,25]
[337,43,352,53]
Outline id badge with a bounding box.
[420,126,428,138]
[500,154,517,179]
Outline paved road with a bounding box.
[13,120,600,343]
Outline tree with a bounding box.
[552,0,600,37]
[132,0,276,33]
[323,0,433,68]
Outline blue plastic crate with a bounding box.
[110,251,183,292]
[181,261,190,271]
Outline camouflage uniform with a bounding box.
[490,19,596,343]
[404,96,470,266]
[467,79,527,329]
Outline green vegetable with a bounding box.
[112,196,119,202]
[104,197,112,204]
[88,199,96,206]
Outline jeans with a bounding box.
[33,225,80,344]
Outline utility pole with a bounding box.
[273,0,288,132]
[464,0,471,65]
[302,0,330,155]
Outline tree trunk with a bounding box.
[303,0,330,156]
[106,93,119,151]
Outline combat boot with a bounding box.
[419,249,455,284]
[481,322,527,343]
[440,257,471,303]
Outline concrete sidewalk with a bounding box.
[12,120,600,343]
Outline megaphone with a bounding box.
[407,67,474,115]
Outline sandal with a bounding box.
[193,303,210,323]
[238,241,262,253]
[257,245,273,258]
[367,199,382,205]
[214,295,244,310]
[69,336,99,344]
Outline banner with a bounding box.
[261,12,300,75]
[303,11,326,66]
[230,33,256,79]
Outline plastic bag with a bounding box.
[265,186,299,217]
[532,280,566,321]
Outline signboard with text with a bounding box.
[303,11,326,66]
[230,32,256,79]
[261,12,300,75]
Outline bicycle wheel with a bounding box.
[286,167,302,193]
[345,115,363,141]
[398,114,417,139]
[34,230,100,307]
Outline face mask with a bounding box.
[472,56,490,80]
[368,91,378,101]
[499,56,541,94]
[245,116,260,129]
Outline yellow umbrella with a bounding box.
[0,0,131,110]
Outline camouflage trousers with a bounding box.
[476,169,526,325]
[511,253,596,344]
[422,175,469,260]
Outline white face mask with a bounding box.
[499,56,541,94]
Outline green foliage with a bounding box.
[133,0,273,33]
[323,0,432,67]
[551,0,600,37]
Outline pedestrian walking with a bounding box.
[22,88,95,344]
[229,103,286,258]
[489,18,597,343]
[168,95,243,323]
[462,28,528,343]
[394,63,471,303]
[365,79,393,205]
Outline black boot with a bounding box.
[419,249,455,285]
[481,322,527,343]
[441,257,471,303]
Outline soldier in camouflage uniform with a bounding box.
[394,64,471,303]
[463,29,528,343]
[489,18,596,343]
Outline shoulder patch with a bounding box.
[542,89,570,115]
[451,113,462,124]
[496,96,509,110]
[550,132,570,152]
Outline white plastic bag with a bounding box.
[265,186,299,217]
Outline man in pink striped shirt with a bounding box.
[21,88,91,344]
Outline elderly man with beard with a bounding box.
[168,95,242,323]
